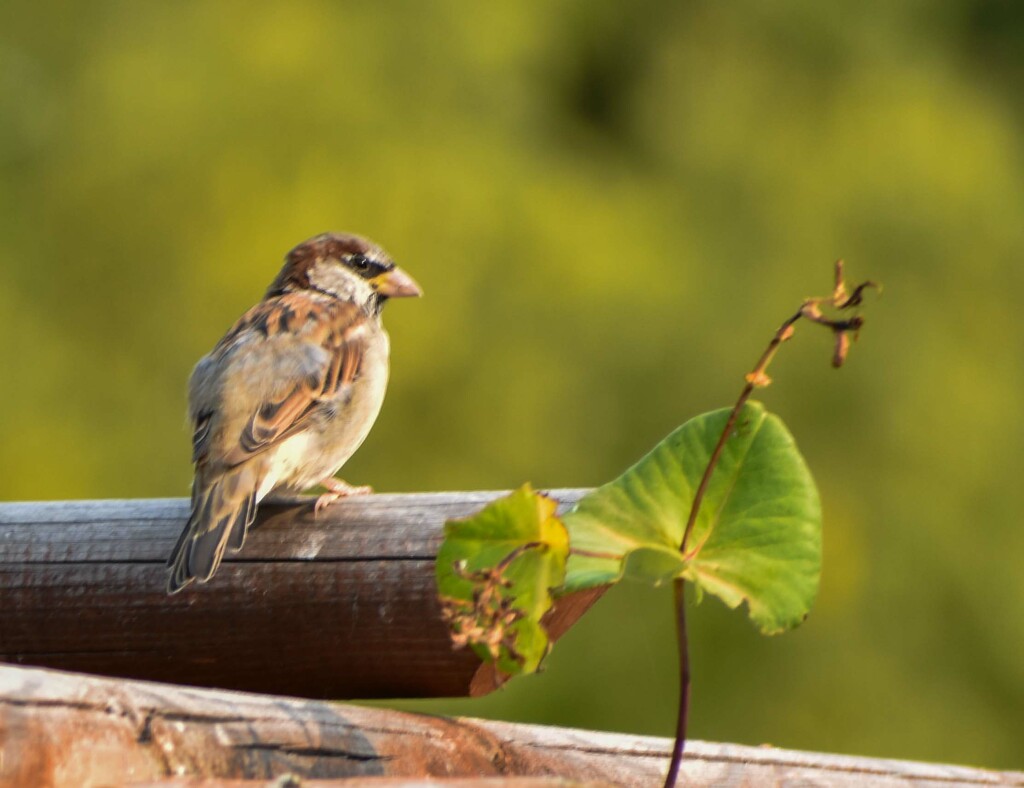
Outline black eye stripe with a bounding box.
[346,253,389,278]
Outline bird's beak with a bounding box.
[371,266,422,298]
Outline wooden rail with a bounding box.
[2,663,1021,787]
[0,491,602,699]
[3,498,1022,786]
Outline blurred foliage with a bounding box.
[2,0,1023,770]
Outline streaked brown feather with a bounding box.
[215,297,367,466]
[167,461,265,593]
[168,293,370,593]
[196,295,369,467]
[191,412,213,463]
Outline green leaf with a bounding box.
[621,546,687,586]
[436,484,569,675]
[563,402,821,634]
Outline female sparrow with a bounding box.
[167,232,421,594]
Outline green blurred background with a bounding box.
[3,0,1023,771]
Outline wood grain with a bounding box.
[0,491,598,699]
[2,664,1020,788]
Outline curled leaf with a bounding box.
[436,484,569,675]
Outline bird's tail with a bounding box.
[167,463,262,594]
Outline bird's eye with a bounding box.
[348,253,372,272]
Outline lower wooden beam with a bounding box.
[130,777,606,781]
[1,664,1021,788]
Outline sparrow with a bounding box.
[167,232,421,594]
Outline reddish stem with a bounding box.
[663,578,692,788]
[662,262,873,788]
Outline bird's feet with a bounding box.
[314,477,373,514]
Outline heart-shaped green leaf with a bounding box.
[563,402,821,634]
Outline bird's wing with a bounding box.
[168,294,370,593]
[191,293,369,469]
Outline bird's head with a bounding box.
[268,232,422,311]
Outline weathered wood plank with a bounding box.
[1,664,1020,788]
[128,777,606,781]
[0,491,596,698]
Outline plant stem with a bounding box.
[663,577,691,788]
[662,261,874,788]
[678,387,754,558]
[663,313,800,788]
[679,310,799,559]
[495,541,544,572]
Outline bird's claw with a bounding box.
[313,478,373,515]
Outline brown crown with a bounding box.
[266,233,388,296]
